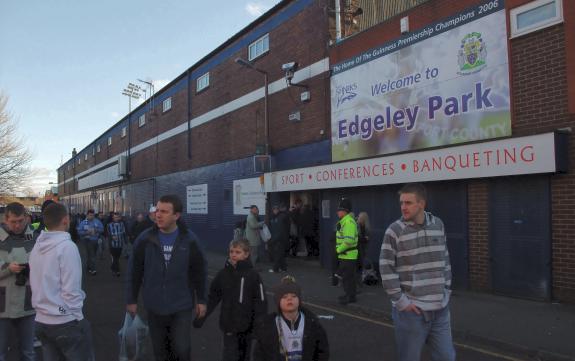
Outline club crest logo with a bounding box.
[458,32,487,75]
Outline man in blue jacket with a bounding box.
[126,195,207,361]
[76,209,103,275]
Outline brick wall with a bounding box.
[58,0,331,196]
[468,180,490,290]
[510,23,575,301]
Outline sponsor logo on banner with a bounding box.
[335,83,358,108]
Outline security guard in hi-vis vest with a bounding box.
[335,198,358,305]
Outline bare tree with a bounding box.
[0,92,33,195]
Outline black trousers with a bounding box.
[148,309,193,361]
[271,239,288,272]
[222,331,252,361]
[305,235,319,256]
[339,259,357,298]
[110,247,122,273]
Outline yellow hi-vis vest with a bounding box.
[336,213,358,260]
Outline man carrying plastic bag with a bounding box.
[118,312,149,361]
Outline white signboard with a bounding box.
[233,178,266,215]
[186,184,208,214]
[265,133,558,192]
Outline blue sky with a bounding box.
[0,0,280,194]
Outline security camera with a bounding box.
[282,62,298,83]
[282,62,298,72]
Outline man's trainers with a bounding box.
[88,270,97,275]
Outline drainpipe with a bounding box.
[335,0,342,41]
[187,69,192,159]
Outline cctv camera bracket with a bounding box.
[287,78,309,89]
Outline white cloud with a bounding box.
[245,2,268,17]
[152,79,170,92]
[16,167,57,196]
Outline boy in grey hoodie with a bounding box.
[29,203,93,361]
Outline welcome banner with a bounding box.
[331,0,511,162]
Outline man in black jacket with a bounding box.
[268,204,290,273]
[126,195,207,361]
[130,207,156,243]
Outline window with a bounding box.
[108,136,112,146]
[92,147,95,156]
[97,144,101,153]
[163,97,172,112]
[138,114,146,127]
[121,126,127,138]
[84,154,88,161]
[78,158,81,164]
[511,0,563,37]
[248,33,269,61]
[196,72,210,92]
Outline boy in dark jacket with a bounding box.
[195,239,267,361]
[253,276,329,361]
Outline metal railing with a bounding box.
[332,0,432,41]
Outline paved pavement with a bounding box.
[9,247,575,361]
[247,253,575,361]
[81,252,516,361]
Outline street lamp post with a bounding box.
[235,58,269,155]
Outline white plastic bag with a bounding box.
[260,224,272,243]
[118,313,149,361]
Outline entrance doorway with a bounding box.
[489,176,552,300]
[289,191,321,258]
[269,191,321,259]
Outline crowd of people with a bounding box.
[0,183,454,361]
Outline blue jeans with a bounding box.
[0,315,36,361]
[392,306,456,361]
[35,319,93,361]
[84,240,99,272]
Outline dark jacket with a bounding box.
[69,216,79,242]
[205,259,267,333]
[269,212,290,244]
[299,207,315,237]
[127,223,207,315]
[253,307,329,361]
[130,217,154,243]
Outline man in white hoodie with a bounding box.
[29,202,93,361]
